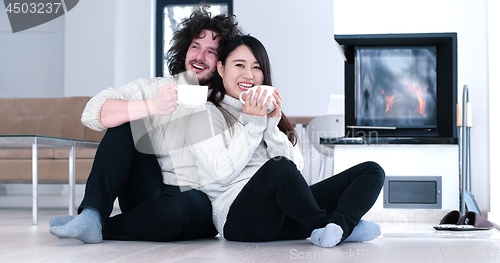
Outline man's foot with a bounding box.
[49,209,102,244]
[310,223,343,248]
[344,220,381,242]
[49,215,75,227]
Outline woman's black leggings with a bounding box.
[223,157,385,242]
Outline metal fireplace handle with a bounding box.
[346,126,397,130]
[459,85,481,215]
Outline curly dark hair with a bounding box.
[166,5,242,76]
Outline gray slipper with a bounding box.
[434,210,494,231]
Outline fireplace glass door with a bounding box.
[355,46,437,128]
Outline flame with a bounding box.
[382,89,397,112]
[382,79,428,116]
[413,85,426,116]
[405,78,427,117]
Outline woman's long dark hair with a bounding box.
[208,35,298,145]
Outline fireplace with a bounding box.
[335,33,458,144]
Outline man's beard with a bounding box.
[197,71,215,85]
[185,68,215,85]
[185,60,215,85]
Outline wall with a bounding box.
[456,0,489,213]
[63,0,115,97]
[234,0,343,116]
[113,0,154,89]
[334,0,490,212]
[64,0,154,97]
[488,0,500,223]
[0,4,64,98]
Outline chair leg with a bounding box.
[318,154,327,183]
[330,156,335,177]
[330,149,335,177]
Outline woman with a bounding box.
[186,35,385,247]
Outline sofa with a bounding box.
[0,97,104,184]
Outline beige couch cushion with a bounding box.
[54,149,97,159]
[0,97,100,140]
[0,159,94,183]
[0,149,55,159]
[0,149,97,159]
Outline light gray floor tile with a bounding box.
[1,204,500,263]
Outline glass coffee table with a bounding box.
[0,135,99,225]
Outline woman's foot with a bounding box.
[344,220,381,242]
[311,223,343,248]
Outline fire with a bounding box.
[381,78,428,117]
[405,78,427,117]
[382,89,397,112]
[413,85,426,116]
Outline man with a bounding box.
[49,6,242,243]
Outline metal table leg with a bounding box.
[32,138,38,225]
[69,143,76,216]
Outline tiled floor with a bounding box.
[1,194,499,262]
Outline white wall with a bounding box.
[488,0,500,222]
[113,0,154,88]
[234,0,343,116]
[0,4,64,98]
[64,0,115,97]
[64,0,154,97]
[457,0,489,213]
[334,0,490,211]
[334,0,460,34]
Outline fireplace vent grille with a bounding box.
[383,176,442,209]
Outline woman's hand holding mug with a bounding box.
[239,85,277,116]
[267,88,282,119]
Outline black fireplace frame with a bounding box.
[335,33,458,144]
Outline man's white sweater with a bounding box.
[81,75,203,188]
[186,95,303,238]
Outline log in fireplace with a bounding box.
[335,33,458,144]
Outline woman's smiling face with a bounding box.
[217,45,264,99]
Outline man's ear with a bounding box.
[217,61,224,78]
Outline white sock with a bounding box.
[49,208,102,244]
[310,223,343,248]
[344,220,381,242]
[49,215,75,227]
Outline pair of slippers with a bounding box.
[433,210,494,231]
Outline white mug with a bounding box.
[238,85,276,112]
[175,85,208,108]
